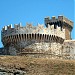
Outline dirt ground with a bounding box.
[0,56,75,75]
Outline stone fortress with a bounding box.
[0,15,75,59]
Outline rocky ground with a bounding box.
[0,56,75,75]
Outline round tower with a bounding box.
[1,23,64,56]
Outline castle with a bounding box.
[0,15,75,59]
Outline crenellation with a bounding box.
[14,23,21,29]
[7,24,12,30]
[52,16,56,20]
[63,16,73,27]
[58,15,63,21]
[2,26,7,32]
[2,27,5,32]
[1,23,65,39]
[50,24,54,30]
[56,25,61,30]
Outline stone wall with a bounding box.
[0,39,75,60]
[6,36,63,56]
[17,42,63,59]
[62,40,75,59]
[7,39,75,60]
[0,48,5,55]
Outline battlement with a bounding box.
[45,15,73,27]
[1,23,65,39]
[14,23,22,29]
[2,23,22,32]
[2,23,64,31]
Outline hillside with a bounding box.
[0,56,75,75]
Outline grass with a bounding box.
[0,56,75,75]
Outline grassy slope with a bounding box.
[0,56,75,75]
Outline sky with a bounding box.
[0,0,74,47]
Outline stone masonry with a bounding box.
[45,15,73,40]
[0,15,75,60]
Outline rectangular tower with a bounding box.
[44,15,73,40]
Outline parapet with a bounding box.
[2,24,13,32]
[7,24,12,29]
[14,23,22,29]
[2,26,7,31]
[58,16,73,27]
[1,22,65,39]
[45,15,73,28]
[2,23,22,32]
[52,16,56,20]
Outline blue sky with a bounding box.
[0,0,74,47]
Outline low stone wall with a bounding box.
[0,67,26,75]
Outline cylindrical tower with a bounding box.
[1,23,64,56]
